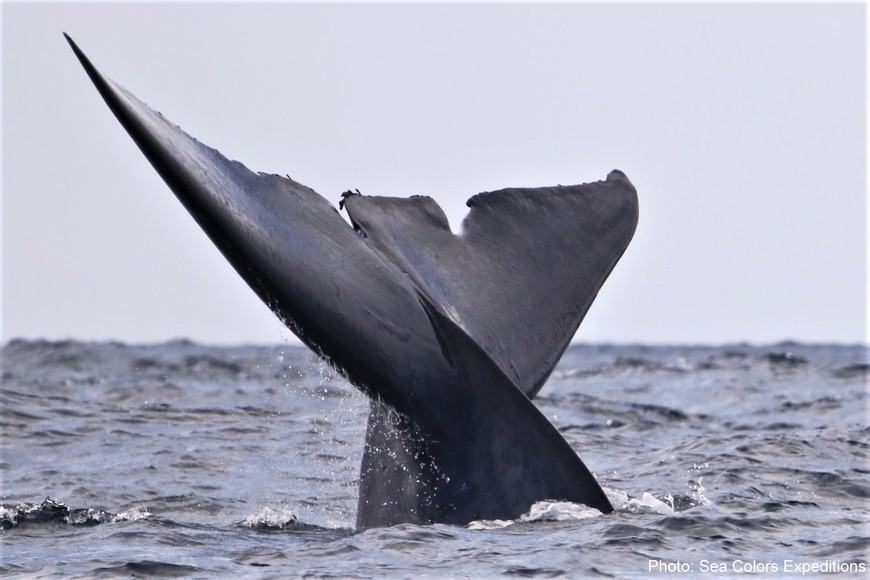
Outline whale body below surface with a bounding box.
[65,34,638,529]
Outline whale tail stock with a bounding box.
[65,34,638,529]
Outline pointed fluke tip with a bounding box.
[62,32,117,106]
[63,33,101,77]
[63,32,88,66]
[63,32,90,65]
[63,32,77,52]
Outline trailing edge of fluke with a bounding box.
[65,33,639,529]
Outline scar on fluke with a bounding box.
[65,33,638,529]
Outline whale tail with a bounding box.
[66,34,636,528]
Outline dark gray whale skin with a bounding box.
[65,34,638,529]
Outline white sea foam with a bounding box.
[112,507,151,523]
[522,500,603,522]
[689,476,712,507]
[626,492,675,515]
[604,486,629,508]
[607,479,712,515]
[242,506,300,530]
[468,500,602,530]
[467,518,514,530]
[0,505,18,528]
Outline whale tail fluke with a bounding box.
[66,34,635,529]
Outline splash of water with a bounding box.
[241,506,300,530]
[468,500,603,530]
[0,498,151,529]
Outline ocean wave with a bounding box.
[0,498,150,529]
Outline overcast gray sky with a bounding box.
[2,1,867,345]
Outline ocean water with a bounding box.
[1,339,867,577]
